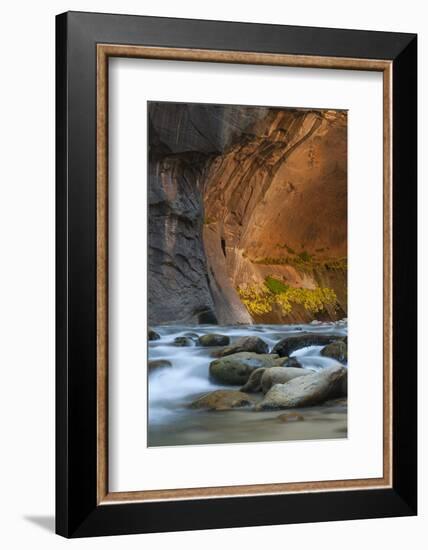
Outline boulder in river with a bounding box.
[256,365,347,410]
[272,334,345,357]
[210,352,287,385]
[148,328,160,341]
[198,333,230,347]
[261,367,312,394]
[148,359,172,372]
[240,368,267,393]
[213,336,269,357]
[189,390,254,411]
[173,336,193,347]
[240,357,302,392]
[321,340,347,363]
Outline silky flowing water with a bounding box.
[148,322,347,447]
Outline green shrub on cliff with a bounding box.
[264,276,289,294]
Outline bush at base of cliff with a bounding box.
[237,278,337,318]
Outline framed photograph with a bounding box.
[56,11,417,537]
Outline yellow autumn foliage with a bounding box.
[237,280,337,317]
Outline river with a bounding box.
[148,321,347,447]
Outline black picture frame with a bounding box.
[56,11,417,538]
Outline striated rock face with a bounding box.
[148,149,216,325]
[148,103,266,324]
[148,102,347,325]
[203,108,347,323]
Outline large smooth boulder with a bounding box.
[148,359,172,372]
[261,367,312,394]
[209,352,286,385]
[321,340,347,363]
[256,365,346,410]
[198,333,230,347]
[189,390,254,411]
[272,334,344,357]
[214,336,269,357]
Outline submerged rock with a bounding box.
[277,412,305,423]
[210,352,287,385]
[322,397,348,407]
[256,365,346,410]
[148,329,160,341]
[184,332,200,341]
[321,340,347,363]
[261,367,312,394]
[214,336,269,357]
[189,390,254,411]
[272,334,344,357]
[148,359,172,372]
[173,336,193,347]
[198,333,230,347]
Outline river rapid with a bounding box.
[148,321,347,447]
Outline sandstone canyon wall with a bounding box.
[148,102,347,325]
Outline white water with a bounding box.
[148,322,347,425]
[291,345,344,371]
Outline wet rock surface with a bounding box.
[148,329,160,341]
[213,336,269,357]
[148,359,172,372]
[173,336,194,347]
[198,333,230,347]
[189,390,254,411]
[261,367,312,394]
[209,352,286,385]
[321,339,348,363]
[272,334,344,357]
[257,365,346,410]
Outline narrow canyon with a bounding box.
[148,102,347,325]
